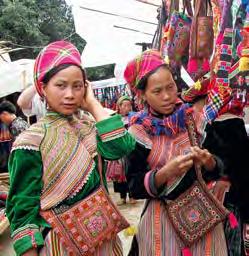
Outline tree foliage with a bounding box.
[0,0,86,60]
[0,0,115,80]
[86,64,115,81]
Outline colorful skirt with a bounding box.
[39,229,123,256]
[132,200,228,256]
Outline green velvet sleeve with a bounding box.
[96,114,136,160]
[6,149,48,256]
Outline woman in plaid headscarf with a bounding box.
[6,41,136,256]
[124,50,228,255]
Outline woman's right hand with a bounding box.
[155,153,194,188]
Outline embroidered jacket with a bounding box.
[126,105,224,200]
[6,113,136,256]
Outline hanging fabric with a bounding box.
[204,28,233,122]
[161,0,193,71]
[187,0,214,81]
[152,0,168,50]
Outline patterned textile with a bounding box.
[12,112,96,210]
[39,229,123,256]
[93,84,131,110]
[204,28,233,122]
[129,108,205,194]
[106,158,127,183]
[99,127,126,142]
[163,11,192,71]
[124,50,167,90]
[9,117,29,141]
[40,185,129,256]
[135,200,228,256]
[129,100,190,137]
[34,41,82,97]
[12,224,44,250]
[181,79,210,102]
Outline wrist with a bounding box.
[155,167,169,188]
[87,99,100,110]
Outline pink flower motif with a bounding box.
[86,214,107,236]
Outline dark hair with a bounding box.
[0,101,16,115]
[42,63,86,84]
[137,64,173,90]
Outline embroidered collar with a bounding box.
[129,103,191,136]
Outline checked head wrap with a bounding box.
[34,41,83,97]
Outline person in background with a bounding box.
[17,85,46,121]
[0,122,12,172]
[0,101,29,141]
[107,95,136,205]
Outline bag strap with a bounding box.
[169,0,193,17]
[185,110,208,186]
[189,0,212,59]
[194,0,212,17]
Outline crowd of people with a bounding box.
[0,5,249,254]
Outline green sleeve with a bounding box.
[6,149,48,256]
[96,114,136,160]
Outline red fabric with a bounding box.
[124,49,166,90]
[228,212,239,229]
[182,247,192,256]
[34,41,82,97]
[181,78,210,102]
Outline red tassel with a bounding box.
[187,58,198,73]
[182,247,192,256]
[202,59,210,72]
[229,212,239,229]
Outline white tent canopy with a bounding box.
[71,0,158,67]
[0,59,34,98]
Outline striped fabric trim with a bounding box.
[144,171,156,198]
[99,127,126,142]
[228,61,239,79]
[12,121,45,152]
[12,224,40,248]
[128,124,152,149]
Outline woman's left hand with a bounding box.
[81,80,98,112]
[80,80,111,122]
[190,146,216,171]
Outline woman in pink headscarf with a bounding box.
[124,50,229,256]
[6,41,136,256]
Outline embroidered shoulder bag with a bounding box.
[40,155,129,256]
[166,110,229,251]
[188,0,214,80]
[161,0,193,71]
